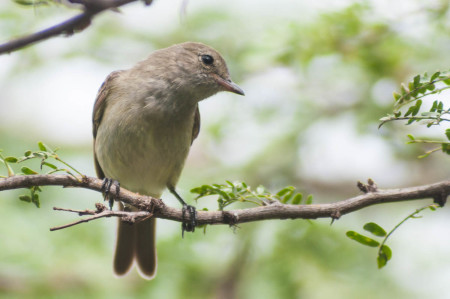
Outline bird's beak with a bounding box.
[212,74,245,96]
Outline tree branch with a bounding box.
[1,174,449,228]
[0,0,150,55]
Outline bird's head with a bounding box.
[137,42,244,102]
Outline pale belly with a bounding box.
[95,108,193,197]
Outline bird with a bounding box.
[92,42,244,279]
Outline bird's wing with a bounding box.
[191,104,201,145]
[92,71,123,179]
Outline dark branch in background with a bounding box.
[0,0,152,55]
[0,174,448,230]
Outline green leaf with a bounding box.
[413,75,420,88]
[292,193,303,205]
[446,128,450,141]
[19,195,32,202]
[393,92,401,101]
[418,152,431,159]
[282,190,295,203]
[408,81,414,93]
[276,186,295,197]
[411,100,422,116]
[430,71,440,81]
[190,187,201,194]
[24,150,32,157]
[415,99,422,108]
[32,193,40,208]
[426,83,435,91]
[430,100,438,112]
[216,189,230,200]
[406,119,415,125]
[38,142,47,151]
[346,231,380,247]
[442,143,450,155]
[380,245,392,260]
[305,195,313,204]
[4,157,18,163]
[404,106,415,117]
[363,222,387,237]
[225,180,235,188]
[407,134,415,141]
[377,245,392,269]
[377,253,387,269]
[42,162,57,170]
[21,166,38,175]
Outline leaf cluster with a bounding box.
[0,142,83,208]
[191,181,312,211]
[346,203,440,268]
[380,71,450,157]
[346,223,392,269]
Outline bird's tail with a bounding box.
[113,203,157,279]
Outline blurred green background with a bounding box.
[0,0,449,298]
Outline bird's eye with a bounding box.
[201,54,214,65]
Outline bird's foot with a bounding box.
[101,178,120,210]
[181,204,197,238]
[168,186,197,237]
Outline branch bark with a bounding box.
[0,0,150,55]
[1,174,448,227]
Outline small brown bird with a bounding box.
[92,42,244,279]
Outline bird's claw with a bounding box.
[181,204,197,238]
[101,178,120,210]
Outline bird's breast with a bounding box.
[95,101,195,197]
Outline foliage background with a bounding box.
[0,0,449,298]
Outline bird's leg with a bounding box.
[168,187,197,237]
[101,178,120,210]
[181,205,197,237]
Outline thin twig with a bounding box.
[53,206,98,215]
[50,211,111,231]
[50,205,151,231]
